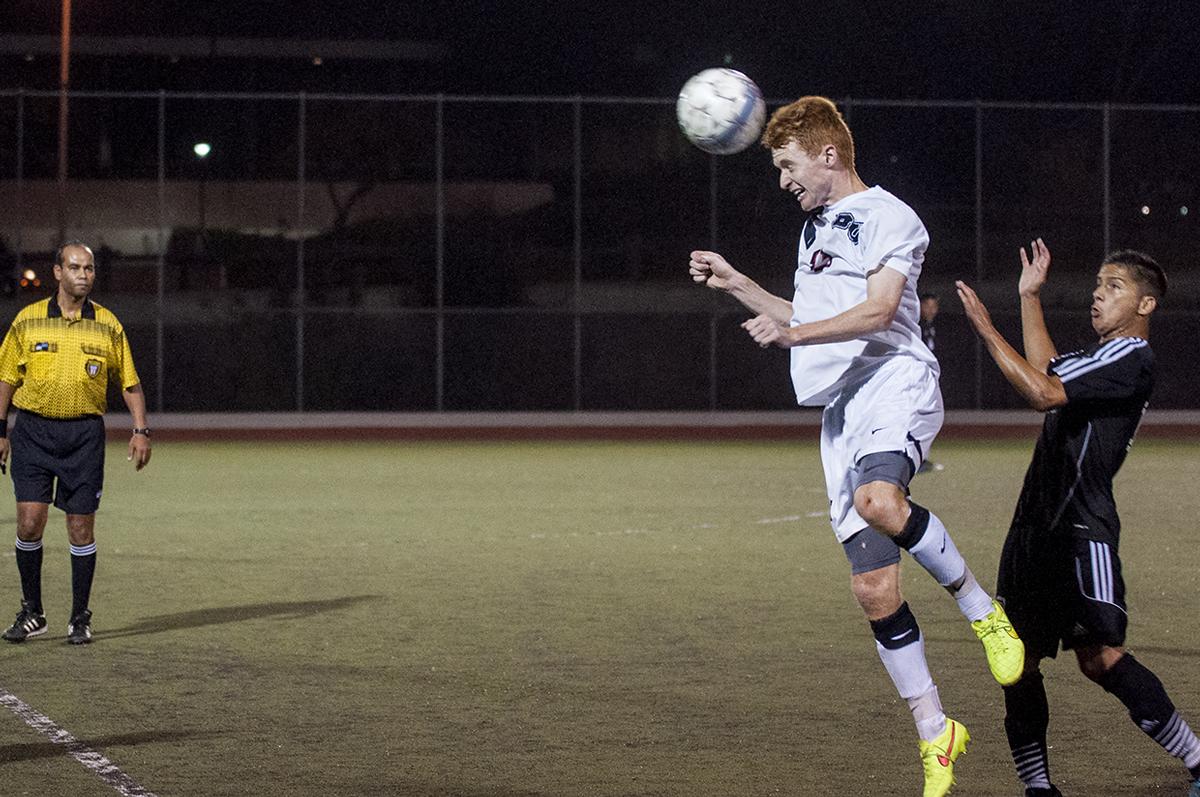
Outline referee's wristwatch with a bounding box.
[132,427,151,437]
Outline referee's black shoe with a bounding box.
[67,609,93,645]
[2,600,48,642]
[1026,787,1063,796]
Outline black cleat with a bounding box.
[2,600,47,642]
[1025,787,1063,797]
[66,609,93,645]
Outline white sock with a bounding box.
[875,634,942,740]
[907,510,966,585]
[950,567,994,623]
[908,686,948,742]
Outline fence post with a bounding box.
[974,100,984,410]
[1102,103,1111,257]
[435,94,445,412]
[15,89,23,273]
[573,97,583,411]
[295,92,307,411]
[708,153,720,409]
[155,90,165,413]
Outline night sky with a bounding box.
[4,1,1200,103]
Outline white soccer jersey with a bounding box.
[789,186,938,405]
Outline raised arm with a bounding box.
[742,263,905,348]
[688,250,794,324]
[1018,238,1058,372]
[956,280,1067,411]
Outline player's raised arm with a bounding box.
[1018,238,1058,372]
[956,279,1067,411]
[688,250,793,323]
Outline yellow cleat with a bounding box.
[972,599,1025,686]
[919,717,969,797]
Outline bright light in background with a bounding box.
[1141,205,1151,215]
[193,141,212,159]
[1181,206,1189,216]
[22,269,35,281]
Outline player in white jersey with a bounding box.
[687,96,1024,797]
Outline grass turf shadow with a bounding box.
[98,595,383,640]
[0,728,208,764]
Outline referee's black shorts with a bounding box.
[998,527,1128,659]
[9,411,106,515]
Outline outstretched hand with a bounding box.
[955,280,995,336]
[1018,238,1051,297]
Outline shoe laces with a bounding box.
[975,612,1013,639]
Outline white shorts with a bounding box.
[819,356,944,542]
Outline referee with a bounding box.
[0,241,151,645]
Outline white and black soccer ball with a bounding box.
[676,68,767,155]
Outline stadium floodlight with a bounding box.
[193,141,212,159]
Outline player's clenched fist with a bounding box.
[689,250,738,291]
[741,313,793,348]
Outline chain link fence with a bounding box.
[1,91,1197,411]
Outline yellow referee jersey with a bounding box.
[0,296,141,419]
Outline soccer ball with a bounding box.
[676,68,767,155]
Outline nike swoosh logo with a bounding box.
[890,629,914,641]
[871,427,886,435]
[940,533,946,554]
[937,723,955,767]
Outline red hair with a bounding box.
[761,96,855,169]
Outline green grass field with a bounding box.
[0,438,1197,796]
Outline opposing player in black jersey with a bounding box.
[957,240,1200,797]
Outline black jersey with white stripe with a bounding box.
[1009,336,1154,547]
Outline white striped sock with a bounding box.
[69,543,96,557]
[1153,712,1200,770]
[15,538,42,552]
[1012,741,1051,789]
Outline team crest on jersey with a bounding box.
[831,212,863,245]
[809,250,834,273]
[84,359,102,378]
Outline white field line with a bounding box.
[529,528,652,539]
[528,511,830,539]
[0,687,158,797]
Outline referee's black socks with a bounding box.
[14,537,44,614]
[69,543,97,618]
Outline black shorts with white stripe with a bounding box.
[998,531,1128,659]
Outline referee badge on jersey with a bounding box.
[85,359,103,378]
